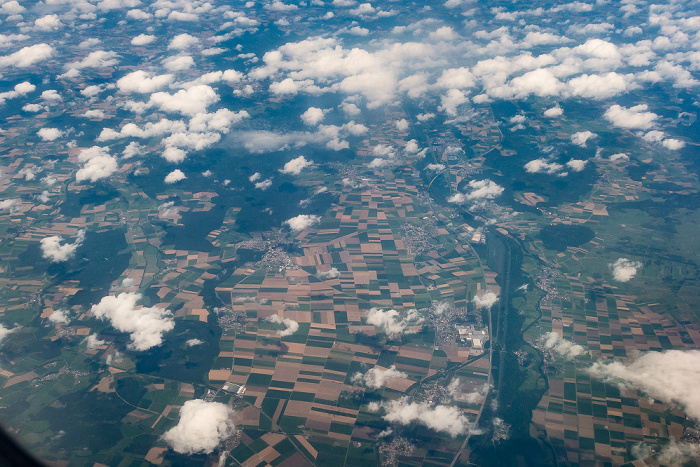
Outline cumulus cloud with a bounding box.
[131,34,156,45]
[267,314,299,337]
[168,33,200,50]
[609,153,629,162]
[34,14,62,31]
[91,292,174,351]
[76,146,118,182]
[41,90,61,102]
[164,169,186,184]
[0,199,20,213]
[0,43,53,67]
[379,397,476,436]
[280,155,313,175]
[301,107,325,126]
[317,267,339,279]
[604,104,658,130]
[352,365,408,389]
[163,55,194,72]
[48,309,70,325]
[544,105,563,117]
[37,128,62,141]
[571,131,597,147]
[366,307,423,339]
[567,72,630,99]
[588,349,700,420]
[149,85,218,116]
[473,291,498,309]
[566,159,587,172]
[162,400,235,454]
[524,158,563,174]
[185,338,203,347]
[543,331,585,359]
[86,334,105,350]
[656,440,700,465]
[117,70,173,93]
[662,138,685,150]
[285,214,320,231]
[449,179,504,204]
[610,258,641,282]
[0,324,17,344]
[40,229,85,262]
[65,50,119,71]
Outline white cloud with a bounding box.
[656,441,700,465]
[127,9,152,19]
[609,153,629,162]
[285,214,320,231]
[37,128,62,141]
[588,349,700,420]
[168,33,200,50]
[436,67,475,89]
[1,1,24,14]
[0,199,20,213]
[566,159,587,172]
[162,400,235,454]
[426,163,445,171]
[380,397,476,436]
[82,109,106,119]
[567,72,630,99]
[76,146,118,182]
[267,314,299,337]
[571,131,597,147]
[149,85,218,116]
[91,292,174,351]
[301,107,325,125]
[0,324,16,345]
[23,104,45,113]
[165,169,186,183]
[473,291,498,309]
[465,179,503,200]
[449,179,504,203]
[662,138,685,150]
[438,88,468,116]
[524,158,563,174]
[265,1,298,11]
[131,34,156,45]
[255,178,272,190]
[544,105,563,117]
[48,309,70,325]
[610,258,641,282]
[163,55,195,72]
[604,104,658,130]
[0,43,53,68]
[249,172,261,182]
[66,50,119,70]
[366,307,423,339]
[34,14,62,31]
[40,229,85,262]
[317,267,339,279]
[98,119,187,141]
[162,147,186,163]
[117,70,173,93]
[280,155,313,175]
[352,365,408,389]
[543,331,585,359]
[395,119,409,131]
[86,334,105,350]
[185,338,203,347]
[123,142,145,159]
